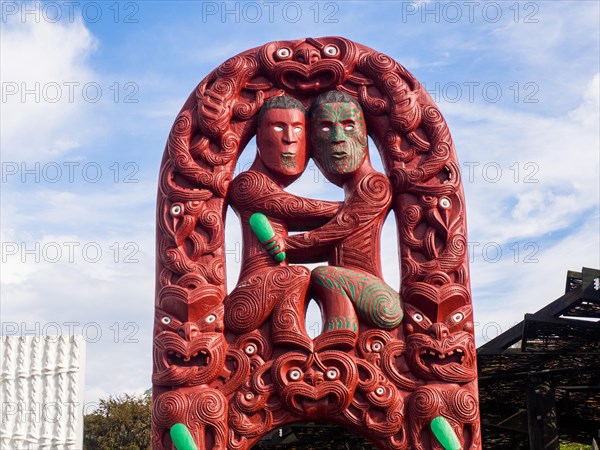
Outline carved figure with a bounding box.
[286,91,403,340]
[154,36,480,450]
[225,95,340,347]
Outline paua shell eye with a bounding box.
[371,342,383,352]
[375,387,385,395]
[288,369,302,381]
[413,313,424,322]
[440,197,451,209]
[245,344,256,355]
[161,316,171,325]
[170,203,184,217]
[452,312,464,322]
[326,368,339,380]
[323,44,339,57]
[275,47,292,60]
[206,314,216,323]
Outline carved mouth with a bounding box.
[331,151,347,159]
[282,152,296,157]
[419,348,464,367]
[165,349,209,368]
[297,394,336,417]
[283,72,334,92]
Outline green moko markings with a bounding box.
[430,416,461,450]
[249,213,286,262]
[170,423,197,450]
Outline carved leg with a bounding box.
[270,266,313,350]
[311,266,403,331]
[225,266,309,335]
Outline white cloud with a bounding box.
[443,71,599,244]
[1,11,99,161]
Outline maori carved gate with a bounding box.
[153,37,481,449]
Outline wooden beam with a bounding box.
[527,376,559,450]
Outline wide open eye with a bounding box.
[452,312,464,322]
[371,341,383,352]
[170,203,184,217]
[326,368,339,380]
[274,125,283,132]
[375,386,385,396]
[245,344,256,355]
[288,369,302,381]
[293,126,302,133]
[323,45,339,57]
[344,125,354,131]
[322,126,330,132]
[439,197,451,209]
[206,314,216,323]
[275,47,292,60]
[413,313,424,323]
[161,316,171,325]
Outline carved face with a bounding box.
[272,350,358,419]
[404,303,476,383]
[258,37,357,94]
[153,295,225,387]
[257,108,308,177]
[311,101,368,176]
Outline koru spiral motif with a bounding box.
[153,36,480,449]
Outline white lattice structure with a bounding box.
[1,336,86,449]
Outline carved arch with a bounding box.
[154,37,480,450]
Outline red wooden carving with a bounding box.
[153,36,481,449]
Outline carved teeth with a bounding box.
[447,350,454,356]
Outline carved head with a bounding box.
[257,37,357,94]
[309,90,369,180]
[256,96,308,180]
[153,283,226,387]
[272,349,358,419]
[403,283,476,383]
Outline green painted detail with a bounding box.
[430,416,461,450]
[170,423,198,450]
[313,266,402,329]
[281,156,297,168]
[249,213,274,242]
[249,213,286,262]
[327,316,358,332]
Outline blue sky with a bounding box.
[1,1,599,404]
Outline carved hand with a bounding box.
[264,234,286,260]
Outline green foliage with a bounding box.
[84,393,151,450]
[559,441,591,450]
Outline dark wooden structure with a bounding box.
[477,267,600,449]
